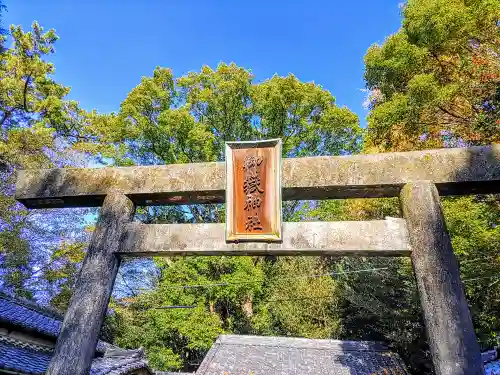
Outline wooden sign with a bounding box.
[225,139,282,242]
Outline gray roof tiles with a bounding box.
[0,295,61,337]
[196,335,410,375]
[91,349,152,375]
[0,335,152,375]
[0,335,52,374]
[0,292,151,375]
[215,335,390,351]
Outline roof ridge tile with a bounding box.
[0,292,63,320]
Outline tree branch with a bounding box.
[438,105,468,122]
[117,269,138,297]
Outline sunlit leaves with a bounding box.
[364,0,500,150]
[100,62,362,371]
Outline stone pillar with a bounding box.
[47,192,135,375]
[400,181,483,375]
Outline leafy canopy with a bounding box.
[0,22,94,297]
[364,0,499,151]
[98,63,362,371]
[81,63,361,165]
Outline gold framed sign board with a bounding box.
[225,139,282,243]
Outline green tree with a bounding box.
[310,198,433,373]
[363,0,499,152]
[256,256,342,339]
[362,0,500,355]
[94,63,361,371]
[331,1,500,373]
[443,195,500,346]
[311,195,500,374]
[42,240,88,310]
[0,22,95,298]
[110,255,263,371]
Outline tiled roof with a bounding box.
[0,336,52,374]
[483,349,500,375]
[196,335,410,375]
[0,292,152,375]
[0,335,152,375]
[485,361,500,375]
[0,293,111,353]
[0,294,61,337]
[485,360,500,375]
[91,349,152,375]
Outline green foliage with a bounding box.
[310,198,432,373]
[99,62,361,371]
[109,255,346,371]
[357,2,500,373]
[310,194,500,374]
[443,195,500,347]
[364,0,500,151]
[1,23,58,169]
[258,257,342,339]
[42,241,87,310]
[85,62,362,164]
[252,74,361,156]
[1,7,498,375]
[177,64,254,157]
[110,255,262,370]
[110,301,223,371]
[0,22,93,297]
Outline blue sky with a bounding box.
[4,1,402,126]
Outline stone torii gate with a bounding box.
[15,144,500,375]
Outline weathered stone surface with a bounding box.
[118,219,410,257]
[15,145,500,208]
[46,193,135,375]
[400,181,483,375]
[195,335,411,375]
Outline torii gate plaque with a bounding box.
[225,139,282,242]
